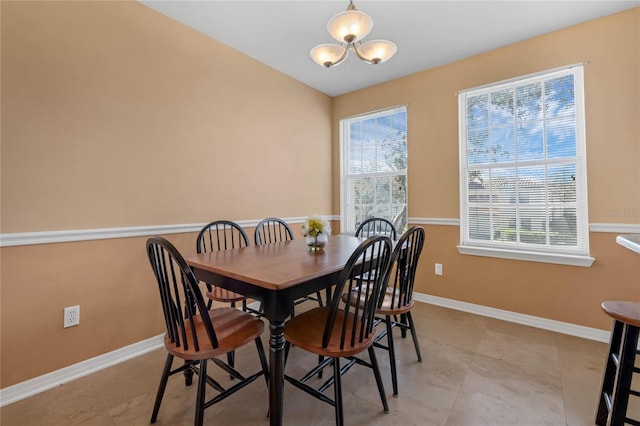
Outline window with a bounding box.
[458,65,593,267]
[340,106,408,234]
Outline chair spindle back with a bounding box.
[355,217,398,240]
[196,220,250,253]
[254,217,294,245]
[385,226,425,311]
[324,235,392,350]
[146,236,218,352]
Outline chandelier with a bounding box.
[310,1,397,68]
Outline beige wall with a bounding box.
[0,1,332,387]
[333,8,640,330]
[1,2,639,390]
[1,1,332,232]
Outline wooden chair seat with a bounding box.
[602,300,640,327]
[284,307,376,358]
[165,307,265,361]
[342,285,413,316]
[206,287,247,304]
[377,289,414,315]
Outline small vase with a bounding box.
[306,233,328,251]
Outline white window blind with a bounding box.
[341,106,408,234]
[458,65,592,266]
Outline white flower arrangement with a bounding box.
[301,215,332,238]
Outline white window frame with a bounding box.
[457,65,594,267]
[340,106,408,234]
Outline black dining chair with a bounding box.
[145,236,269,426]
[196,220,261,375]
[354,217,398,284]
[344,226,426,396]
[254,217,324,309]
[196,220,258,314]
[283,235,393,425]
[355,217,398,240]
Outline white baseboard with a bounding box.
[0,334,164,407]
[414,292,611,343]
[0,296,611,408]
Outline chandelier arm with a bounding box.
[328,44,350,67]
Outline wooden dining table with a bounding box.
[185,234,365,426]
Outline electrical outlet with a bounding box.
[435,263,443,276]
[64,305,80,328]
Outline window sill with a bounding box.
[457,245,595,267]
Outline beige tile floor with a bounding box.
[1,303,637,425]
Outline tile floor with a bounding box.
[1,303,637,425]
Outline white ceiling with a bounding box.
[139,1,639,97]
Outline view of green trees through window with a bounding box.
[342,106,408,234]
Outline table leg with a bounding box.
[269,320,285,426]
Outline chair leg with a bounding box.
[181,288,196,387]
[333,357,344,426]
[290,300,296,319]
[610,324,639,425]
[316,291,324,307]
[400,313,408,338]
[368,346,389,413]
[255,337,270,387]
[596,320,625,425]
[385,315,399,396]
[406,311,422,362]
[151,354,174,423]
[183,362,194,386]
[227,351,235,380]
[325,285,333,306]
[194,360,207,426]
[284,341,291,364]
[205,284,213,310]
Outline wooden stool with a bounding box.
[596,301,640,426]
